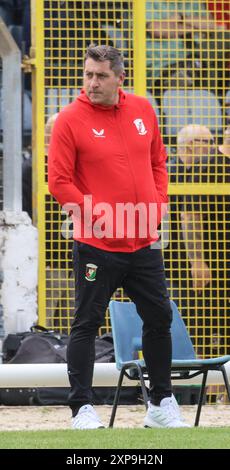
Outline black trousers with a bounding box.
[67,241,172,412]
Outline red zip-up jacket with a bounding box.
[48,89,168,252]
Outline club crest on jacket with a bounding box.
[133,118,147,135]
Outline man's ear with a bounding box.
[118,72,126,86]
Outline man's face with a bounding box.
[83,58,124,106]
[190,137,215,160]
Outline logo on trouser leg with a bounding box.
[85,263,98,281]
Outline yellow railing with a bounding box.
[32,0,230,389]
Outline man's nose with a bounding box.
[91,76,99,87]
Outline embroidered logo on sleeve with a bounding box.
[85,263,98,281]
[133,119,147,135]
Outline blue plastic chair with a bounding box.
[163,88,222,138]
[109,299,230,427]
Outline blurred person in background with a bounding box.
[146,1,206,89]
[165,125,215,350]
[178,125,230,357]
[145,1,230,107]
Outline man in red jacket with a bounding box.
[48,44,190,429]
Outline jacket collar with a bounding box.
[77,88,126,110]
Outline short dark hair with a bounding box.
[84,44,124,76]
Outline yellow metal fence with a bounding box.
[32,0,230,376]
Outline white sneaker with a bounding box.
[144,396,191,428]
[72,404,105,430]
